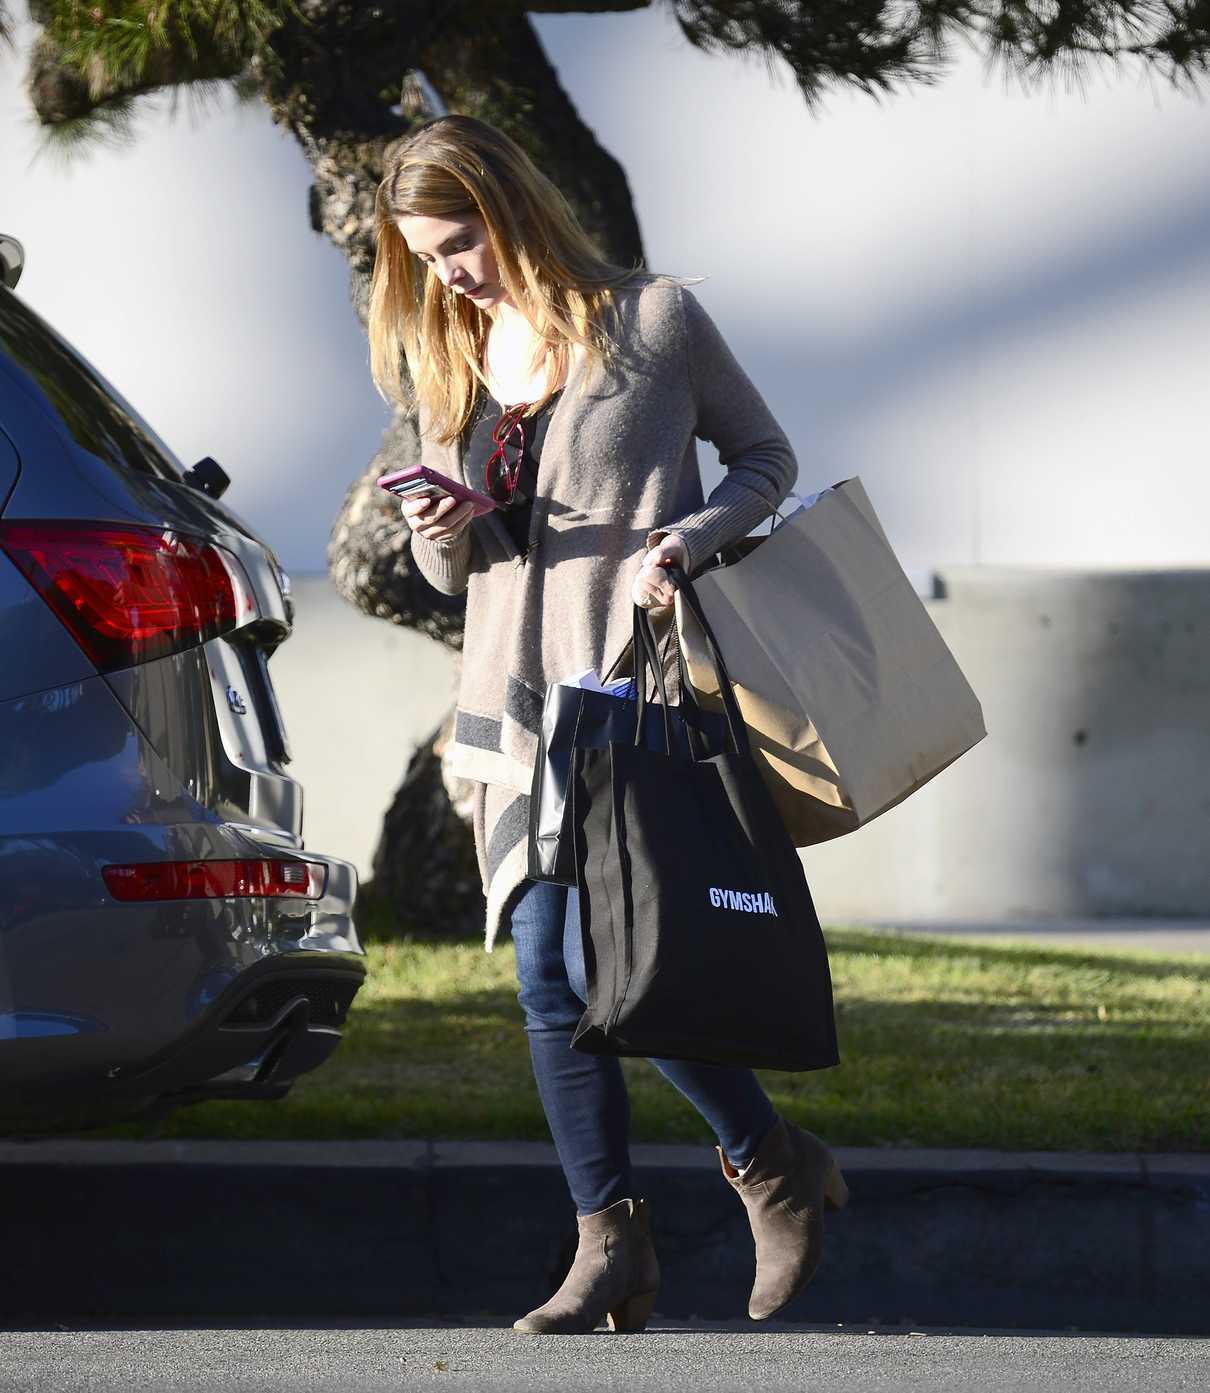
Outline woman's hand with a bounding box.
[399,492,475,544]
[633,534,688,609]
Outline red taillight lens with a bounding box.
[102,859,326,902]
[0,521,254,670]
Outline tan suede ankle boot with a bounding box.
[719,1116,849,1320]
[512,1196,660,1334]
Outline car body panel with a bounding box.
[0,550,97,701]
[0,676,211,832]
[0,674,362,1124]
[0,423,17,511]
[106,640,302,842]
[0,284,364,1135]
[0,291,299,842]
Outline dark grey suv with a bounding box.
[0,235,365,1135]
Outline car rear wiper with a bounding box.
[183,454,231,499]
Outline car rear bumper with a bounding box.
[25,950,369,1131]
[0,839,365,1133]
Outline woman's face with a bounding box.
[396,210,509,311]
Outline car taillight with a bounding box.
[0,520,255,670]
[102,859,326,902]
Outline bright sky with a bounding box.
[2,7,1207,580]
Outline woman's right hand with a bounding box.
[399,492,475,543]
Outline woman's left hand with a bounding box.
[633,534,688,609]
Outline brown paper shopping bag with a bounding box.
[674,477,987,846]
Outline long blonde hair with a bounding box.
[369,115,699,447]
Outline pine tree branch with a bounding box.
[664,1,1210,110]
[26,1,300,126]
[44,0,297,88]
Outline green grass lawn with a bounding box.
[94,929,1210,1151]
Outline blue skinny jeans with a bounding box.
[510,876,777,1216]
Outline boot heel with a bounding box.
[606,1289,657,1332]
[824,1159,849,1210]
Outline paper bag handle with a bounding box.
[661,566,748,758]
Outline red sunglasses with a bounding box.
[484,401,531,505]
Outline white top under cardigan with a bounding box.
[408,274,799,950]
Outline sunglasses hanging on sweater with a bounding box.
[485,401,531,505]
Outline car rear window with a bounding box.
[0,288,184,482]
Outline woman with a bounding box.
[368,115,847,1334]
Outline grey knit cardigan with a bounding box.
[409,273,798,950]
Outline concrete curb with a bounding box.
[2,1140,1207,1333]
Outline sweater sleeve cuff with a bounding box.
[409,529,472,596]
[646,480,785,577]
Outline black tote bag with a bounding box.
[527,621,731,886]
[568,571,840,1072]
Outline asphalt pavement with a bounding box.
[1,1320,1207,1392]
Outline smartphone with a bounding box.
[376,465,496,516]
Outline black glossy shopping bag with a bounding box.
[568,573,840,1072]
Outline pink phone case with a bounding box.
[376,465,497,516]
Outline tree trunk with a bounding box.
[363,705,487,939]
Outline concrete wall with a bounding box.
[271,569,1210,920]
[802,566,1210,922]
[268,577,458,881]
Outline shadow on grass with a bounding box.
[87,929,1210,1150]
[323,990,1208,1150]
[341,926,1208,1081]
